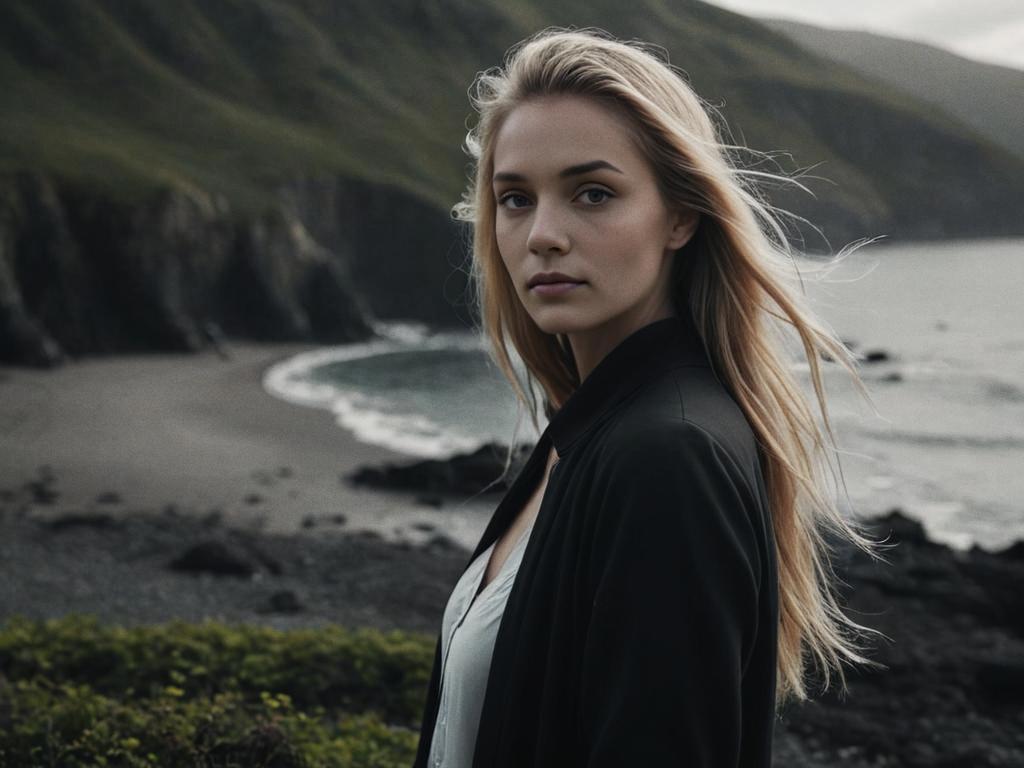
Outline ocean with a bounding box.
[264,236,1024,552]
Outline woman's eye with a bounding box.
[497,188,613,210]
[578,188,612,205]
[498,192,530,209]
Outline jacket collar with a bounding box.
[542,310,712,455]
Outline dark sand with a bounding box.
[0,341,471,544]
[0,340,484,636]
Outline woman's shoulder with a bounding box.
[602,364,761,481]
[584,386,771,596]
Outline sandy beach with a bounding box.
[0,341,468,545]
[0,339,487,636]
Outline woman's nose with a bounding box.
[526,201,571,255]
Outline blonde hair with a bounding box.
[452,26,891,709]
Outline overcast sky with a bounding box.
[706,0,1024,70]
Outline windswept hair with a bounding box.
[452,26,891,708]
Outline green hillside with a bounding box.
[3,0,1021,237]
[762,17,1024,162]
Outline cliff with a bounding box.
[0,171,468,366]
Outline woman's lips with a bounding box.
[530,281,585,296]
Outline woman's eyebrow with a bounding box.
[493,159,624,183]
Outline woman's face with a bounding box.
[491,94,698,358]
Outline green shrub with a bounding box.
[0,614,435,767]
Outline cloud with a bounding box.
[951,18,1024,68]
[705,0,1024,70]
[887,0,1024,39]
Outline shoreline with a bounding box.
[0,340,485,547]
[2,333,1016,553]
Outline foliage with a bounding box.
[0,614,435,767]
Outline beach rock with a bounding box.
[265,589,304,614]
[168,540,257,578]
[24,476,58,505]
[861,348,892,363]
[870,507,931,545]
[352,530,383,541]
[773,508,1024,763]
[423,533,463,556]
[993,539,1024,562]
[346,441,532,497]
[244,543,284,576]
[46,512,118,531]
[251,470,277,487]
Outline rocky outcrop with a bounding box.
[774,509,1024,765]
[346,441,534,498]
[0,177,71,367]
[273,174,471,329]
[0,171,468,367]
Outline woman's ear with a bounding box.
[667,208,700,251]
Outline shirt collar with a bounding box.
[542,311,712,455]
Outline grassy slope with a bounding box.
[0,0,1018,227]
[761,17,1024,162]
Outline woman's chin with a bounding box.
[531,315,594,337]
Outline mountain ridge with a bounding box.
[1,0,1022,365]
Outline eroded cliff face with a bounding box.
[0,172,469,366]
[272,174,472,329]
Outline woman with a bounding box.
[414,26,887,767]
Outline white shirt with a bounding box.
[427,515,537,767]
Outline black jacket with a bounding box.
[413,312,779,767]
